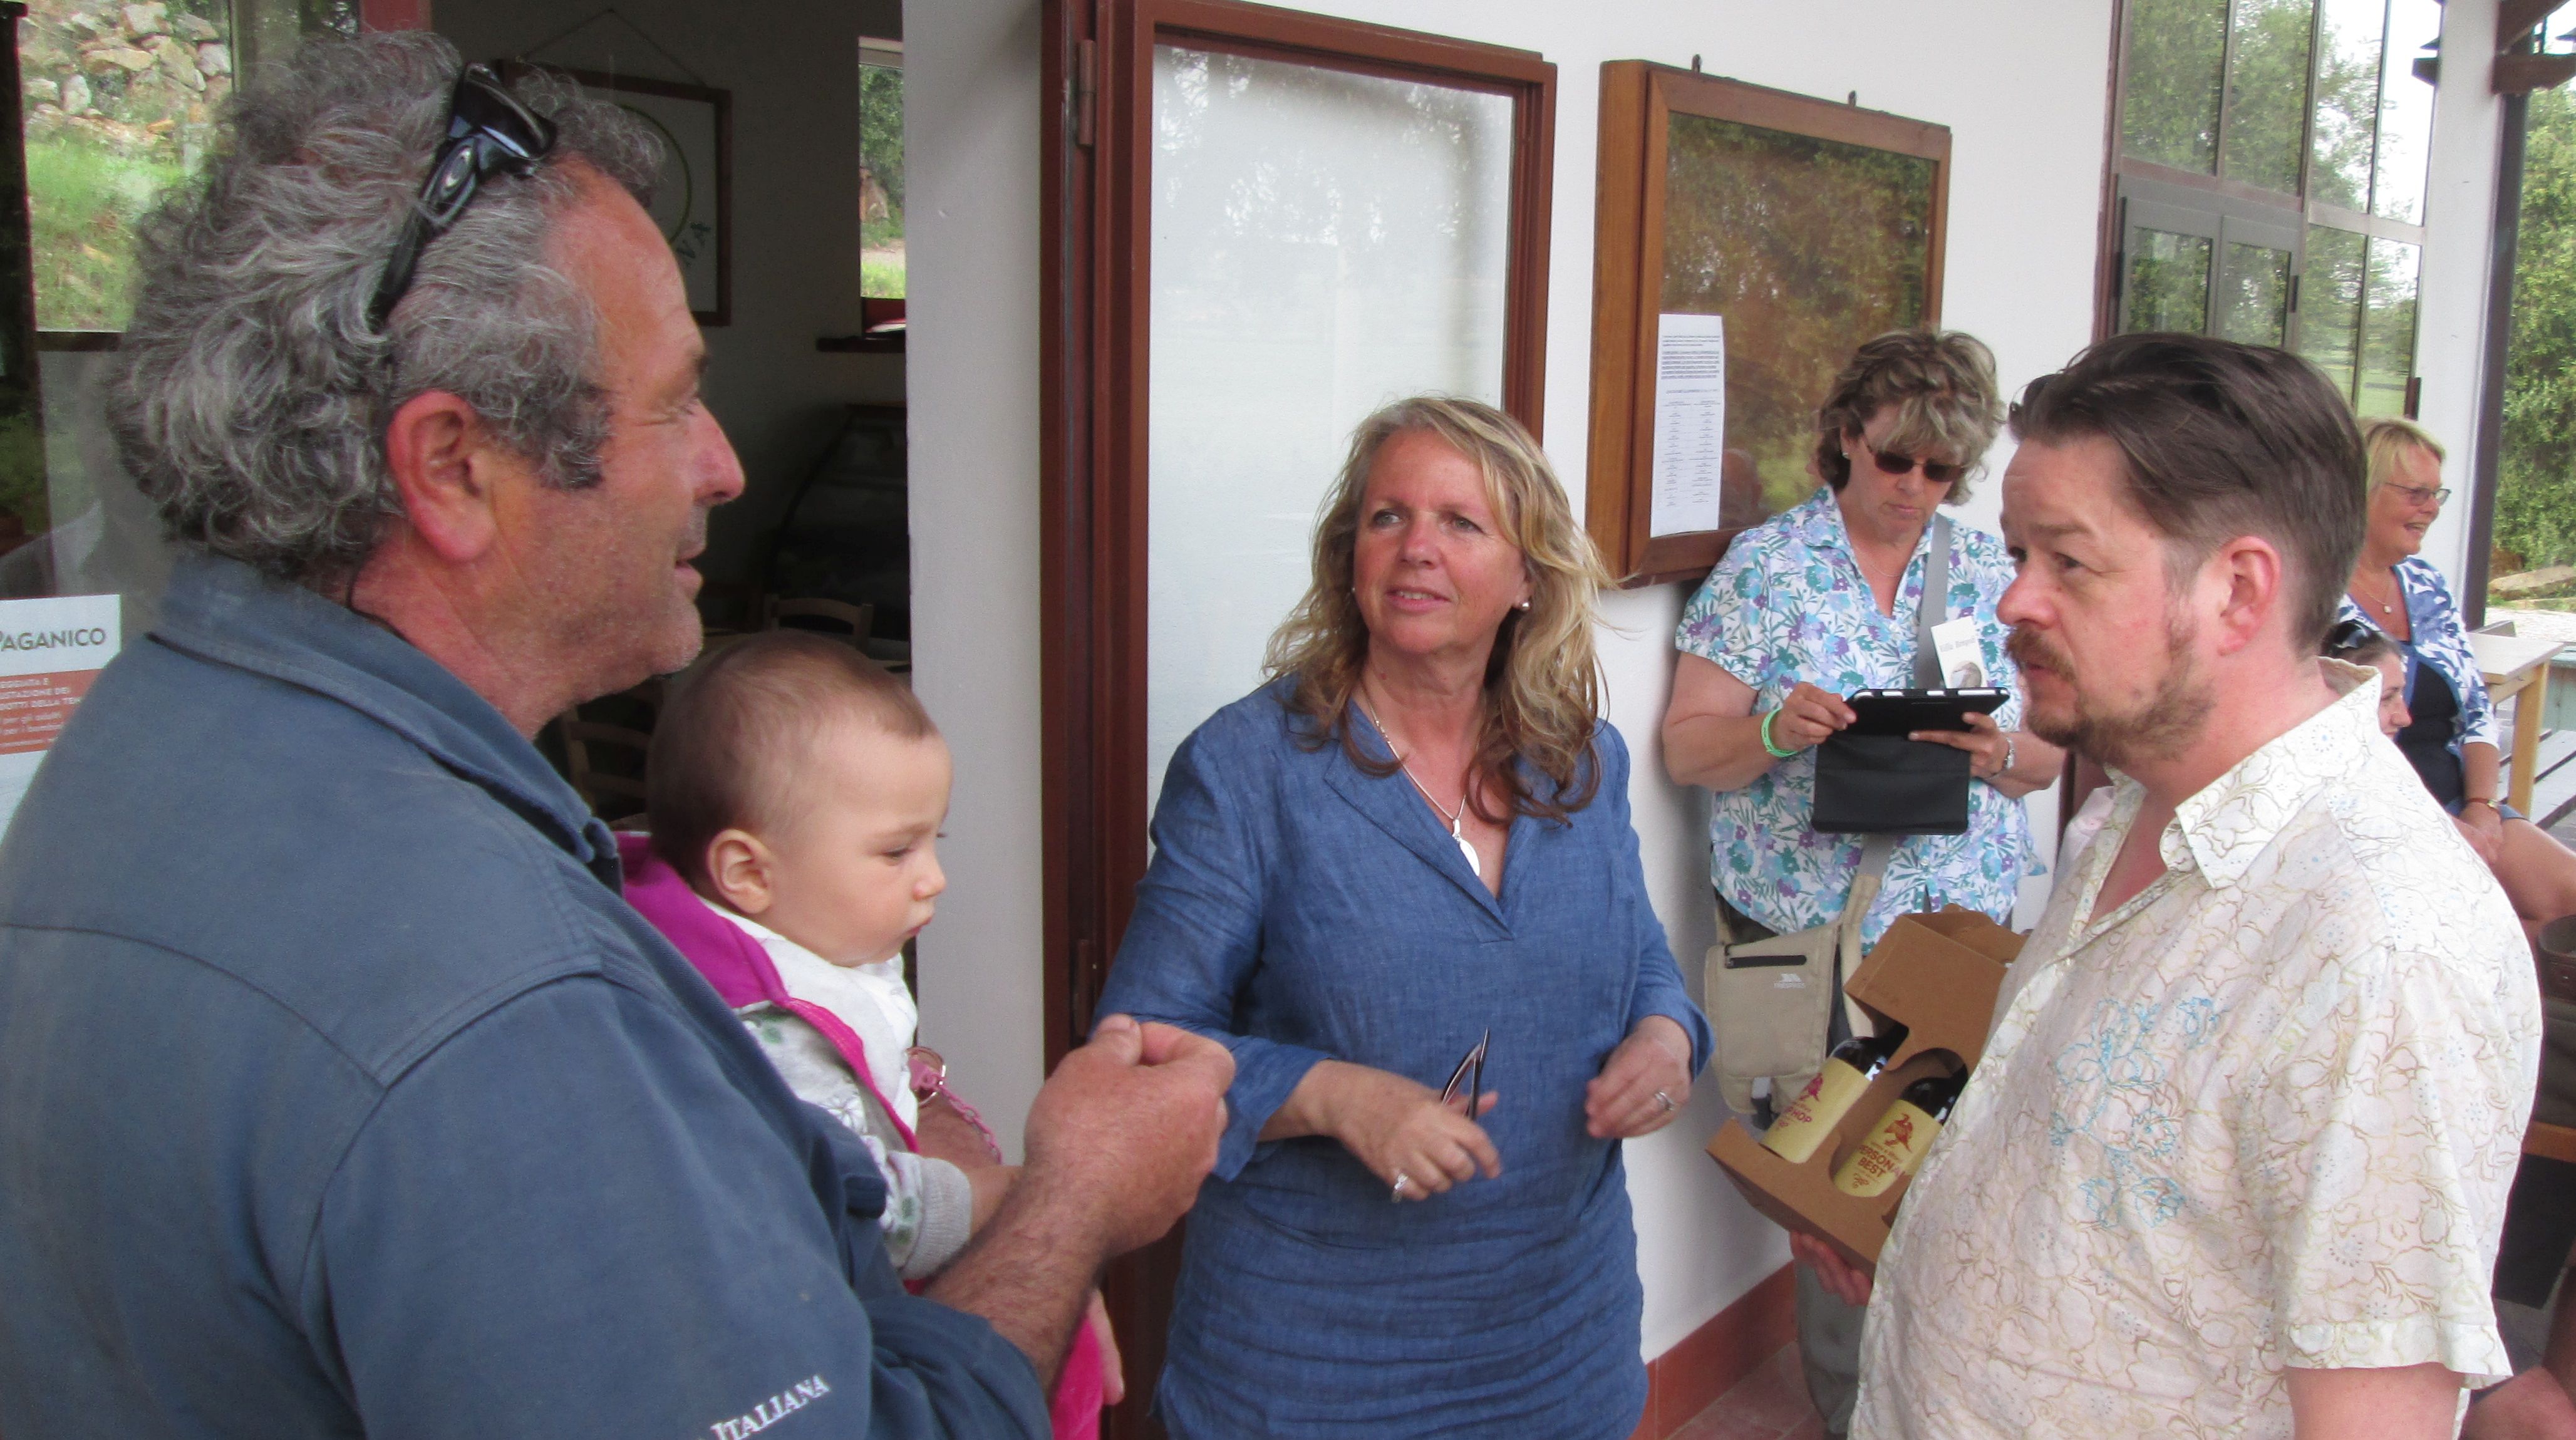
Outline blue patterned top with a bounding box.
[2335,555,2500,760]
[1675,486,2035,944]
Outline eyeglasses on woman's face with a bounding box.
[2382,482,2451,510]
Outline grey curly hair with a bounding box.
[106,33,666,588]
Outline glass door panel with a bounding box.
[2217,241,2293,344]
[2301,223,2367,401]
[2357,236,2421,416]
[2125,231,2213,333]
[1146,44,1512,812]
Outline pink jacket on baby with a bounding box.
[617,836,1107,1439]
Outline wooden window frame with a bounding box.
[1583,63,1950,587]
[1040,3,1551,1431]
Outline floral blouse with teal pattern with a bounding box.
[1675,486,2036,945]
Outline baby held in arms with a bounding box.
[618,631,1115,1436]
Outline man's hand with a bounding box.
[1790,1231,1873,1308]
[926,1015,1231,1387]
[1022,1014,1232,1256]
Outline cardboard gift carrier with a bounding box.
[1705,907,2021,1277]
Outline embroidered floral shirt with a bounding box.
[1854,670,2539,1440]
[1675,486,2034,943]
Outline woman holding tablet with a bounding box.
[1657,329,2061,1438]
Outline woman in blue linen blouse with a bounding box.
[1097,396,1710,1439]
[2341,418,2576,928]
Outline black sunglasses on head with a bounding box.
[368,64,558,331]
[1861,441,1965,485]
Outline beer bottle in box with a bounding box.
[1758,1025,1907,1164]
[1832,1069,1967,1198]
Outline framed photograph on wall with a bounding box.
[1585,63,1948,585]
[515,65,733,326]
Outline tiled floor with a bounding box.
[1667,1341,1826,1440]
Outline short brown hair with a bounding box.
[646,631,936,888]
[1814,329,2005,501]
[2009,333,2366,652]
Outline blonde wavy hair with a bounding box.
[2362,417,2446,495]
[1263,396,1613,824]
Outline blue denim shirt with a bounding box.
[1097,682,1710,1437]
[0,554,1046,1439]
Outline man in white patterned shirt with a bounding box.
[1800,334,2541,1439]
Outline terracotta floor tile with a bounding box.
[1664,1340,1824,1440]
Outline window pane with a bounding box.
[2357,236,2419,417]
[1147,44,1511,814]
[2124,229,2213,333]
[2372,0,2439,223]
[19,0,237,331]
[859,55,903,299]
[2218,241,2293,344]
[2222,0,2317,195]
[2301,224,2366,402]
[2309,0,2385,212]
[2123,0,2228,172]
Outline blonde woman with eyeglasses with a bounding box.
[1094,396,1709,1439]
[2339,418,2576,931]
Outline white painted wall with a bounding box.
[435,0,906,587]
[904,0,2506,1360]
[2416,0,2505,586]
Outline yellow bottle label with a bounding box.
[1759,1058,1870,1164]
[1833,1099,1943,1197]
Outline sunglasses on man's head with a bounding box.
[1860,442,1965,485]
[368,63,559,331]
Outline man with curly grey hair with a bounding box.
[0,33,1229,1440]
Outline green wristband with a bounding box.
[1760,707,1798,759]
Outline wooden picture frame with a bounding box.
[1585,63,1948,586]
[514,65,733,326]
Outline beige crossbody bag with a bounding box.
[1704,517,1947,1116]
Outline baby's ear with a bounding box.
[704,829,775,916]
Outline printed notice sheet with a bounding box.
[0,593,118,832]
[1650,313,1729,537]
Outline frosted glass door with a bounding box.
[1146,44,1513,811]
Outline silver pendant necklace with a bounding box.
[1354,693,1482,880]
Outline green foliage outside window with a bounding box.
[2495,86,2576,581]
[2122,0,2227,173]
[860,60,903,299]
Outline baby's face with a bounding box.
[2372,653,2410,738]
[754,722,953,968]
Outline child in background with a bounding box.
[618,631,1114,1436]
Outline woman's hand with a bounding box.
[1791,1231,1873,1308]
[1770,681,1857,752]
[2457,802,2505,866]
[1288,1060,1500,1201]
[1908,708,2012,780]
[1585,1015,1693,1139]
